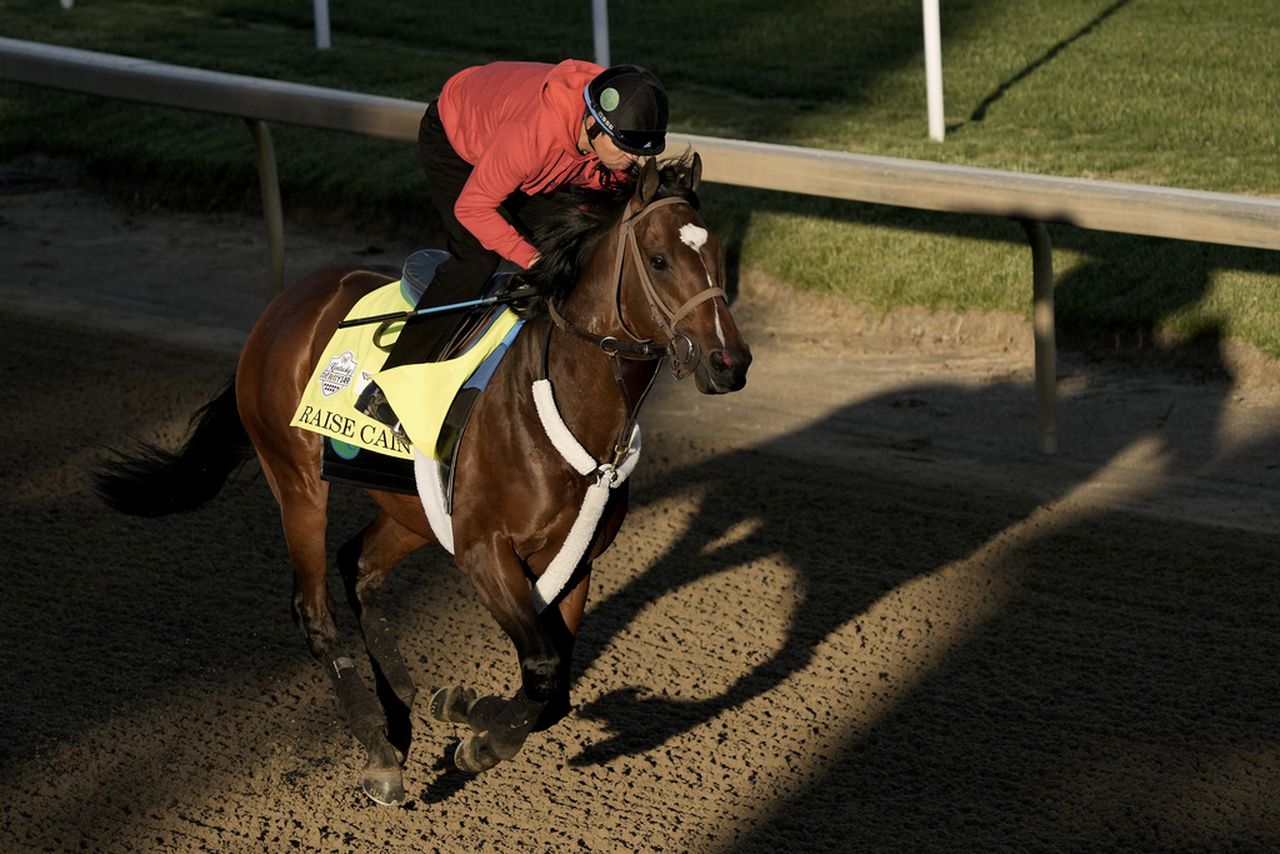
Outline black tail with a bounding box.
[96,376,255,517]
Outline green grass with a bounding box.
[2,0,1278,355]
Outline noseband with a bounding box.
[613,196,727,377]
[548,194,727,379]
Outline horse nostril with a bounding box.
[702,348,749,393]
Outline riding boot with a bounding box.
[355,384,409,446]
[356,382,397,424]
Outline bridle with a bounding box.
[547,194,727,378]
[544,192,727,466]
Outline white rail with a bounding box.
[4,36,1279,452]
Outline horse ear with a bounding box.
[637,158,660,203]
[688,152,702,195]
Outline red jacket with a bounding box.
[437,60,624,269]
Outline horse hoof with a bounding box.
[362,768,406,806]
[454,736,500,774]
[429,685,476,724]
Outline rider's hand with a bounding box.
[507,272,543,318]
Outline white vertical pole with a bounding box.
[592,0,610,67]
[923,0,944,141]
[314,0,332,50]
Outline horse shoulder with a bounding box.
[450,329,585,548]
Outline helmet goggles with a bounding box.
[584,65,668,156]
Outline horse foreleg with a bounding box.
[453,692,546,772]
[536,565,590,731]
[440,555,593,773]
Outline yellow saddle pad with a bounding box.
[377,309,520,459]
[290,279,519,461]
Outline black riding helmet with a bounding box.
[583,64,668,156]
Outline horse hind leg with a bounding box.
[336,510,431,756]
[275,484,406,806]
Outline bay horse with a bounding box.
[97,156,751,805]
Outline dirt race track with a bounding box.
[2,170,1279,852]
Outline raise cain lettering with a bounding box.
[361,423,411,455]
[298,405,356,438]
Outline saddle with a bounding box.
[396,249,520,363]
[317,250,525,499]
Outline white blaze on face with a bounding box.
[677,222,725,346]
[679,223,709,253]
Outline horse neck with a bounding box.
[543,226,662,459]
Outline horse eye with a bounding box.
[649,254,668,271]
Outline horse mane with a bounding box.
[522,152,702,306]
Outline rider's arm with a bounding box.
[453,131,542,270]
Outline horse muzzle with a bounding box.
[694,345,751,394]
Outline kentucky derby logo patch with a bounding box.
[318,351,358,397]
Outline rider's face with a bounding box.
[588,123,639,171]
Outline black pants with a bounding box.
[381,101,561,369]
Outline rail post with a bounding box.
[1020,219,1057,454]
[246,119,285,296]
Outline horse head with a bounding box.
[608,155,751,394]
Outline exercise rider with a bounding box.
[358,60,670,430]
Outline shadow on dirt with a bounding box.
[1,234,1276,848]
[563,338,1280,848]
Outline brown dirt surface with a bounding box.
[2,162,1279,852]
